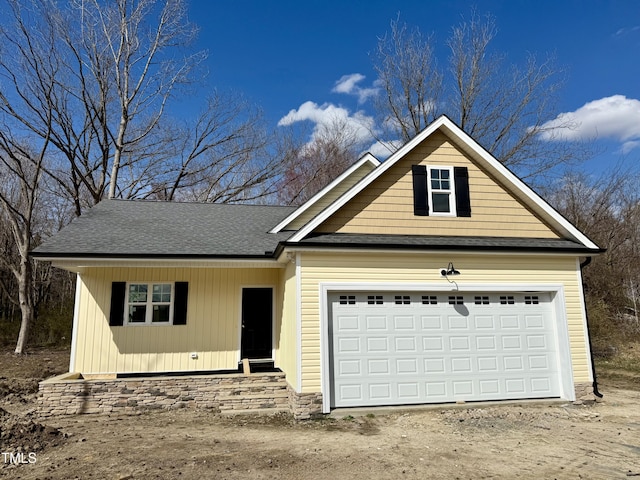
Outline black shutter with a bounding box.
[109,282,126,326]
[173,282,189,325]
[411,165,429,216]
[454,167,471,217]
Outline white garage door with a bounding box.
[329,291,561,408]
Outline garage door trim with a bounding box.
[318,282,574,414]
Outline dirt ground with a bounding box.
[1,348,639,479]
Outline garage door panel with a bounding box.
[525,315,545,328]
[330,291,561,408]
[366,316,387,330]
[337,337,361,353]
[337,315,359,331]
[421,316,442,329]
[396,337,417,352]
[366,337,389,352]
[477,356,499,372]
[394,316,415,329]
[337,359,361,375]
[398,383,419,399]
[368,358,390,374]
[475,316,495,329]
[450,336,471,351]
[424,358,446,372]
[479,379,500,394]
[448,316,468,329]
[500,315,520,328]
[370,384,391,400]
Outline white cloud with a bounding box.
[278,100,376,145]
[537,95,640,152]
[622,140,640,155]
[614,25,640,37]
[333,73,366,94]
[331,73,379,104]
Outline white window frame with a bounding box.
[125,282,174,326]
[427,166,456,216]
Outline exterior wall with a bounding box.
[287,161,377,231]
[275,258,299,390]
[73,266,283,374]
[316,132,560,238]
[297,251,591,394]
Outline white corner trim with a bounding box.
[69,273,82,373]
[270,153,380,234]
[287,116,599,250]
[295,252,303,393]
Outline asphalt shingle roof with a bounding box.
[32,199,296,258]
[32,200,598,259]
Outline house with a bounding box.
[32,116,602,419]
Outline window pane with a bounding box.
[152,284,172,303]
[432,193,451,212]
[431,179,440,189]
[441,170,450,179]
[152,305,170,323]
[440,180,450,190]
[128,284,147,303]
[129,305,146,322]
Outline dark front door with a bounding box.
[241,288,273,359]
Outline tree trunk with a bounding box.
[14,256,33,355]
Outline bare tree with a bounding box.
[0,133,50,354]
[372,11,587,179]
[0,0,282,351]
[145,92,281,204]
[0,0,203,214]
[373,16,442,145]
[548,168,640,354]
[277,118,361,206]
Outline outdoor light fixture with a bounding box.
[440,262,461,277]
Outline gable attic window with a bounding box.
[411,165,471,217]
[429,167,454,214]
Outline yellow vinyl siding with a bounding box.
[316,132,560,238]
[287,161,376,231]
[297,252,590,393]
[74,267,284,374]
[275,259,299,389]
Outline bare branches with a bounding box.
[277,118,361,206]
[373,16,442,143]
[372,11,586,180]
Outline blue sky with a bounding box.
[187,0,640,172]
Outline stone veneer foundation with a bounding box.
[573,382,596,403]
[38,372,293,417]
[39,373,594,419]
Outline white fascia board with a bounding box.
[289,115,599,250]
[269,153,380,234]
